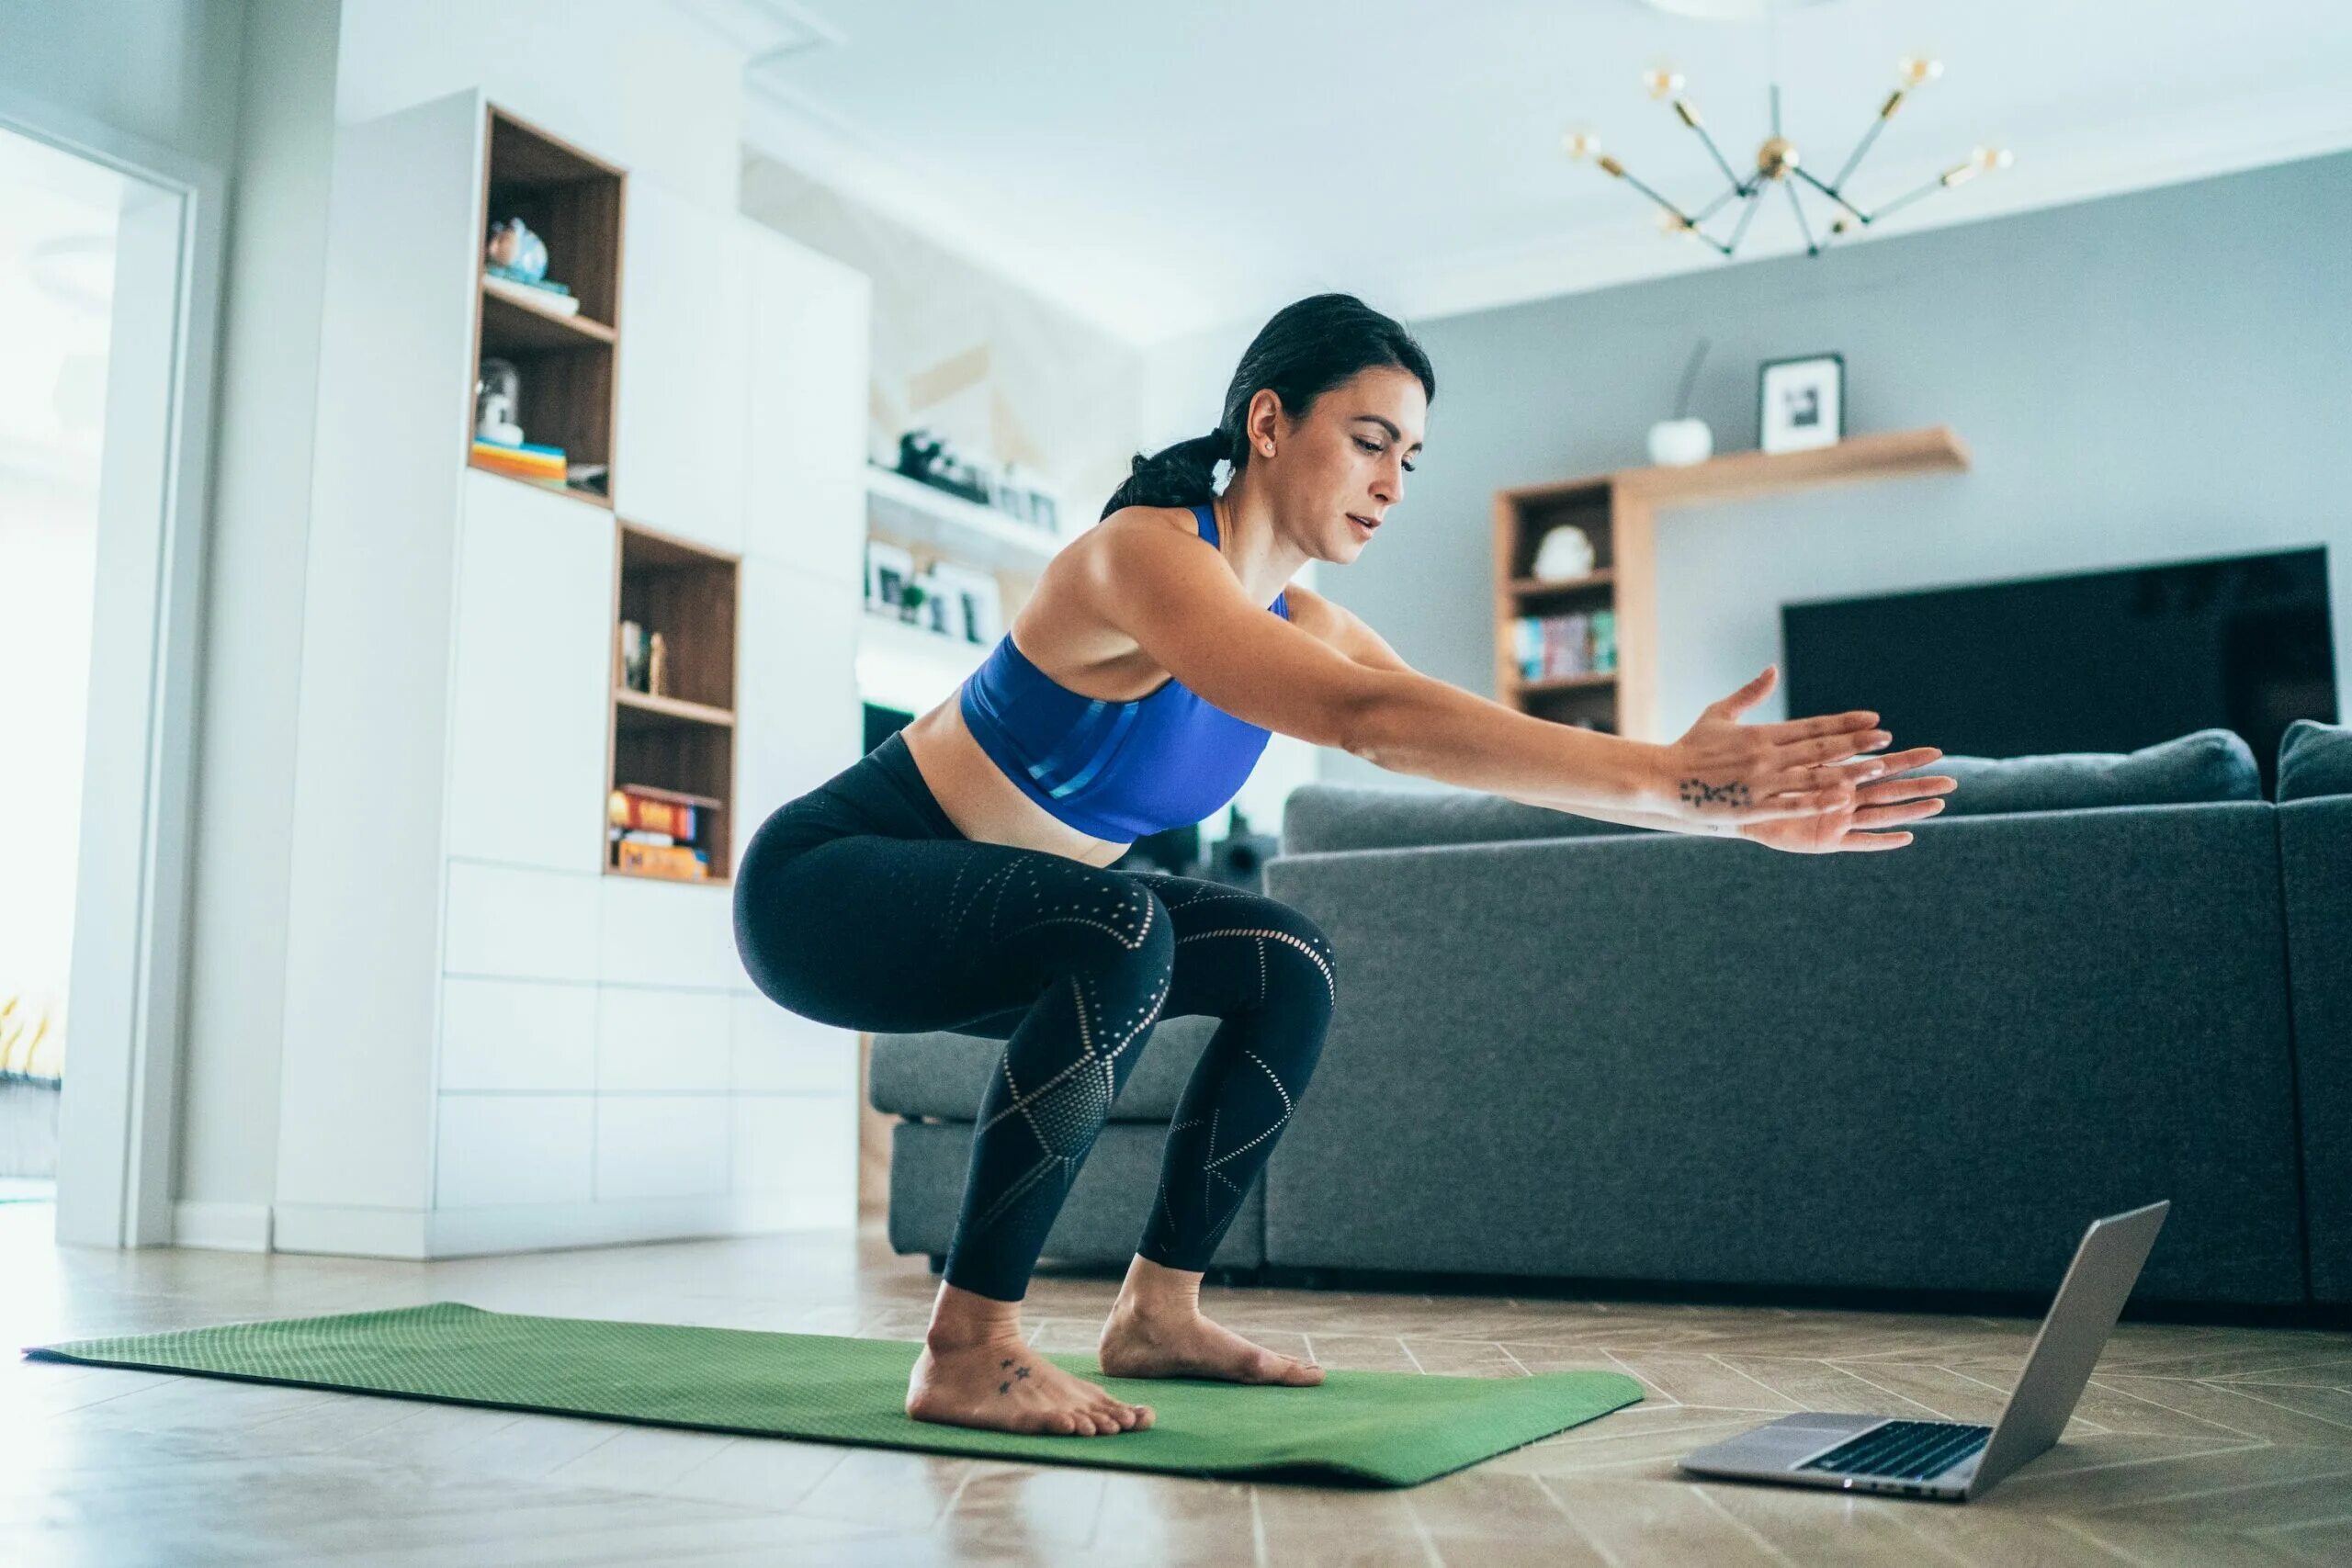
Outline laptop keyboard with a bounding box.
[1798,1420,1992,1481]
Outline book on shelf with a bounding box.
[615,840,710,881]
[481,267,581,315]
[1513,608,1619,682]
[470,438,568,483]
[607,786,700,841]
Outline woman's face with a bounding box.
[1247,366,1426,564]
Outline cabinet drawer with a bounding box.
[435,1094,593,1209]
[730,994,857,1096]
[439,976,597,1092]
[446,861,599,981]
[598,987,731,1093]
[733,1096,856,1227]
[597,873,741,989]
[595,1095,730,1200]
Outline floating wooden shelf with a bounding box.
[480,282,616,351]
[1622,426,1968,505]
[1517,671,1619,695]
[1510,570,1616,598]
[1496,426,1971,740]
[614,688,734,728]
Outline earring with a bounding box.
[1260,441,1274,457]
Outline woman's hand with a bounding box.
[1658,666,1924,833]
[1735,747,1957,852]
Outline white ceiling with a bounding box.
[680,0,2352,344]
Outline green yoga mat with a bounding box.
[25,1302,1641,1487]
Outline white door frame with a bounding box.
[0,89,227,1248]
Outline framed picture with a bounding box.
[927,561,1004,645]
[864,538,914,616]
[1758,353,1844,454]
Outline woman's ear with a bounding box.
[1245,387,1283,459]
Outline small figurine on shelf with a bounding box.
[617,620,649,693]
[485,217,549,283]
[475,357,524,446]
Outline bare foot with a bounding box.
[906,1330,1157,1437]
[1097,1298,1325,1386]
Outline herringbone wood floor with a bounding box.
[5,1201,2346,1565]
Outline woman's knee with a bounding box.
[1215,896,1339,1019]
[1052,874,1176,991]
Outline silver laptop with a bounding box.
[1678,1201,2168,1502]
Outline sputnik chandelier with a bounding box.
[1563,57,2013,259]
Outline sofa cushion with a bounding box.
[870,1013,1219,1122]
[1281,782,1650,855]
[1903,728,2258,817]
[2278,718,2352,802]
[888,1119,1262,1269]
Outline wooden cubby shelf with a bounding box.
[606,520,740,885]
[614,688,735,728]
[468,106,625,511]
[1509,570,1616,599]
[1495,426,1970,739]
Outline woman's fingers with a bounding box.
[1752,707,1881,744]
[1852,796,1949,829]
[1855,773,1957,807]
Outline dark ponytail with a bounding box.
[1099,292,1434,521]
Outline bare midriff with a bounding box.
[899,700,1134,866]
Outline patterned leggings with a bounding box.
[733,732,1335,1302]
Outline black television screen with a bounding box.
[1781,547,2335,796]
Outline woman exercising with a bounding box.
[733,293,1955,1439]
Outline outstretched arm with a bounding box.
[1261,582,1954,852]
[1080,514,1907,835]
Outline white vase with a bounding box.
[1646,417,1714,467]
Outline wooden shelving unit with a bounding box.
[605,520,739,883]
[467,107,625,508]
[1496,426,1970,739]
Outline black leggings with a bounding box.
[734,731,1335,1303]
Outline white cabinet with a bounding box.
[445,862,601,981]
[730,994,856,1097]
[733,1097,857,1227]
[596,874,739,990]
[435,1096,594,1209]
[597,986,730,1092]
[280,91,865,1258]
[446,473,614,872]
[741,225,869,588]
[736,557,863,852]
[596,1097,731,1200]
[439,977,598,1092]
[614,175,747,549]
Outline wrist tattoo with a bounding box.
[1679,778,1751,811]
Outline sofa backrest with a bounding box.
[1281,782,1651,856]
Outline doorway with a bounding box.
[0,107,221,1249]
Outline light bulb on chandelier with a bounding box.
[1562,51,2011,260]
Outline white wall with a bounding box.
[334,0,741,207]
[173,0,343,1221]
[0,0,245,172]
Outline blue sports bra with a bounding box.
[957,502,1289,840]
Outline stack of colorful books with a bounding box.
[608,785,714,881]
[1512,608,1618,682]
[471,437,568,488]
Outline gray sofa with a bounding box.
[871,728,2348,1309]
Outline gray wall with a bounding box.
[1320,151,2352,787]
